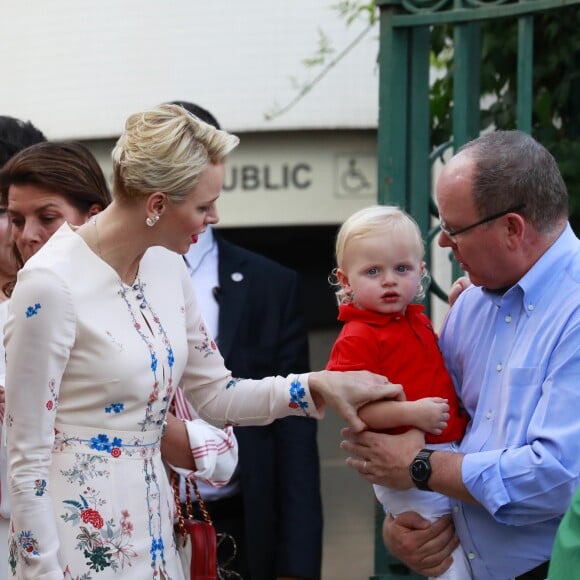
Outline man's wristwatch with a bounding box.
[409,448,435,491]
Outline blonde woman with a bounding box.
[4,105,398,579]
[0,140,239,578]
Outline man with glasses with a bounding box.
[341,130,580,580]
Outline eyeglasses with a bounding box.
[439,203,526,242]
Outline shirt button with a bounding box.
[468,553,476,560]
[453,506,460,513]
[485,411,493,420]
[496,363,503,372]
[528,304,534,311]
[504,315,512,323]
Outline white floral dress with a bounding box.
[4,223,315,579]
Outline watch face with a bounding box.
[411,460,429,482]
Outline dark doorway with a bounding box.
[218,225,340,329]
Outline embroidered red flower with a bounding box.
[289,402,299,409]
[111,447,122,458]
[81,508,104,529]
[45,401,53,410]
[211,341,217,350]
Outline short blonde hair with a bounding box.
[331,205,430,304]
[112,103,239,204]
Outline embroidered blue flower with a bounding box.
[167,347,174,368]
[25,304,41,318]
[89,434,124,454]
[150,536,165,562]
[150,352,158,372]
[18,530,40,557]
[289,379,309,411]
[105,403,125,414]
[225,379,240,390]
[89,434,109,451]
[34,479,47,497]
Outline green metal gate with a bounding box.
[372,0,580,577]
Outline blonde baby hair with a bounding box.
[331,205,430,304]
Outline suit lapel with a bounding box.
[216,236,250,360]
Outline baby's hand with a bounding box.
[413,397,449,434]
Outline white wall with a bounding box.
[89,130,378,226]
[0,0,379,139]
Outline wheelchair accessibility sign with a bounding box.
[334,154,376,198]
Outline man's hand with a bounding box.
[340,427,425,488]
[383,512,458,577]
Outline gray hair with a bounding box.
[458,130,568,233]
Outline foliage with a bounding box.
[430,8,580,223]
[333,1,379,25]
[273,1,580,224]
[263,13,374,121]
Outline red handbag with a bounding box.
[171,471,217,580]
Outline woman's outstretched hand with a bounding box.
[308,370,404,432]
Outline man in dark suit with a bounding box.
[174,101,323,580]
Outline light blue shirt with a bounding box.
[440,224,580,579]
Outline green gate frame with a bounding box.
[372,0,580,577]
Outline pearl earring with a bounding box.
[146,215,160,227]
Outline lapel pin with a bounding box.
[231,272,243,282]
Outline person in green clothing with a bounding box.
[547,486,580,578]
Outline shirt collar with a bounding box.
[488,223,579,316]
[337,303,425,325]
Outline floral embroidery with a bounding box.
[89,434,123,455]
[194,322,217,358]
[105,403,124,414]
[81,508,105,529]
[17,530,40,558]
[45,378,58,412]
[25,303,41,318]
[118,279,173,433]
[8,535,17,574]
[289,377,310,415]
[144,458,166,567]
[63,566,93,580]
[225,378,240,390]
[34,479,47,496]
[55,430,160,461]
[61,490,137,573]
[62,494,99,526]
[60,454,110,486]
[105,330,124,352]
